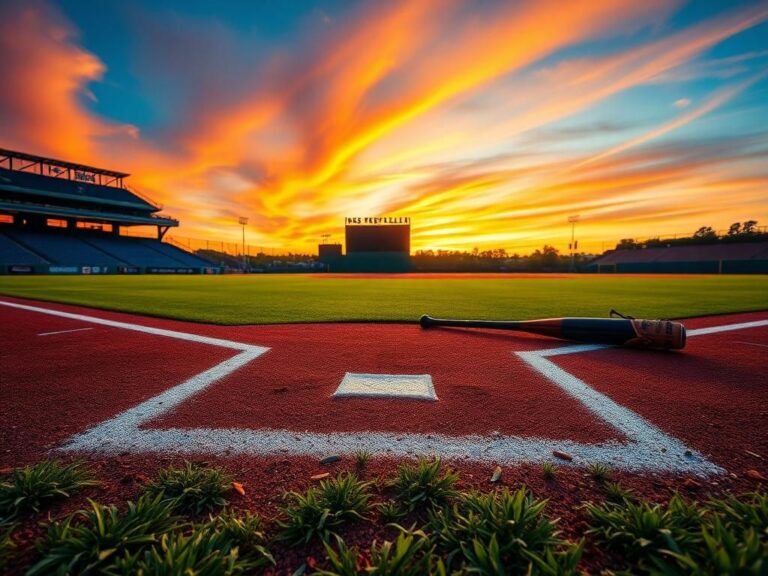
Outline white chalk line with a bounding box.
[0,300,265,352]
[3,300,766,474]
[735,341,768,349]
[688,320,768,336]
[38,327,93,336]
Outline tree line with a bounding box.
[412,245,588,272]
[194,219,766,273]
[616,220,766,250]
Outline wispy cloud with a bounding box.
[574,71,768,169]
[0,1,138,159]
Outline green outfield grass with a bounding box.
[0,274,766,324]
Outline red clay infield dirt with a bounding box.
[1,295,766,475]
[1,296,767,572]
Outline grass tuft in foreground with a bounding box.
[317,528,444,576]
[587,463,612,483]
[29,492,181,575]
[110,525,266,575]
[585,492,768,574]
[706,491,768,531]
[585,494,703,564]
[377,500,408,523]
[10,456,768,574]
[143,461,233,514]
[0,524,16,572]
[429,488,581,573]
[0,460,98,520]
[604,481,635,502]
[388,458,459,514]
[354,450,371,471]
[204,509,274,566]
[277,472,372,545]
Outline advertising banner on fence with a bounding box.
[49,266,79,274]
[147,267,196,274]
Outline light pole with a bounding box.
[238,217,248,272]
[568,215,580,272]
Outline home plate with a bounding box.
[333,372,438,400]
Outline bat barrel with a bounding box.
[419,314,686,350]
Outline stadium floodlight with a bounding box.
[568,215,580,271]
[238,217,248,272]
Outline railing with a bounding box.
[119,229,298,257]
[125,185,163,210]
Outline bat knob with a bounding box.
[419,314,434,328]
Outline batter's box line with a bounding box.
[3,300,766,476]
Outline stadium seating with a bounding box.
[0,149,218,273]
[0,232,49,264]
[0,228,214,271]
[4,229,123,266]
[593,243,768,264]
[135,239,212,267]
[83,235,184,267]
[587,242,768,273]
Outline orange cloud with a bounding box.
[0,2,137,161]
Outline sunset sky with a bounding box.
[1,0,767,254]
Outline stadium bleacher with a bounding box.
[0,231,49,265]
[587,242,768,274]
[5,229,123,267]
[0,228,214,272]
[0,148,218,274]
[83,235,188,267]
[137,239,213,268]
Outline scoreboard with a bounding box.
[344,217,410,254]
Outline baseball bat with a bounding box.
[419,314,686,350]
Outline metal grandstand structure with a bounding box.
[0,148,177,238]
[0,148,129,189]
[0,149,216,274]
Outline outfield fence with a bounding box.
[121,225,768,261]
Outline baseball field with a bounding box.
[1,273,767,323]
[1,273,767,574]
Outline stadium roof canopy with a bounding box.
[0,148,178,237]
[0,200,178,227]
[0,148,129,180]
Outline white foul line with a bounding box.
[688,321,768,337]
[0,300,261,351]
[38,327,93,337]
[3,300,766,475]
[735,341,768,349]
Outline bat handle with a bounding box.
[420,314,437,328]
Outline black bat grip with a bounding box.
[420,315,523,330]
